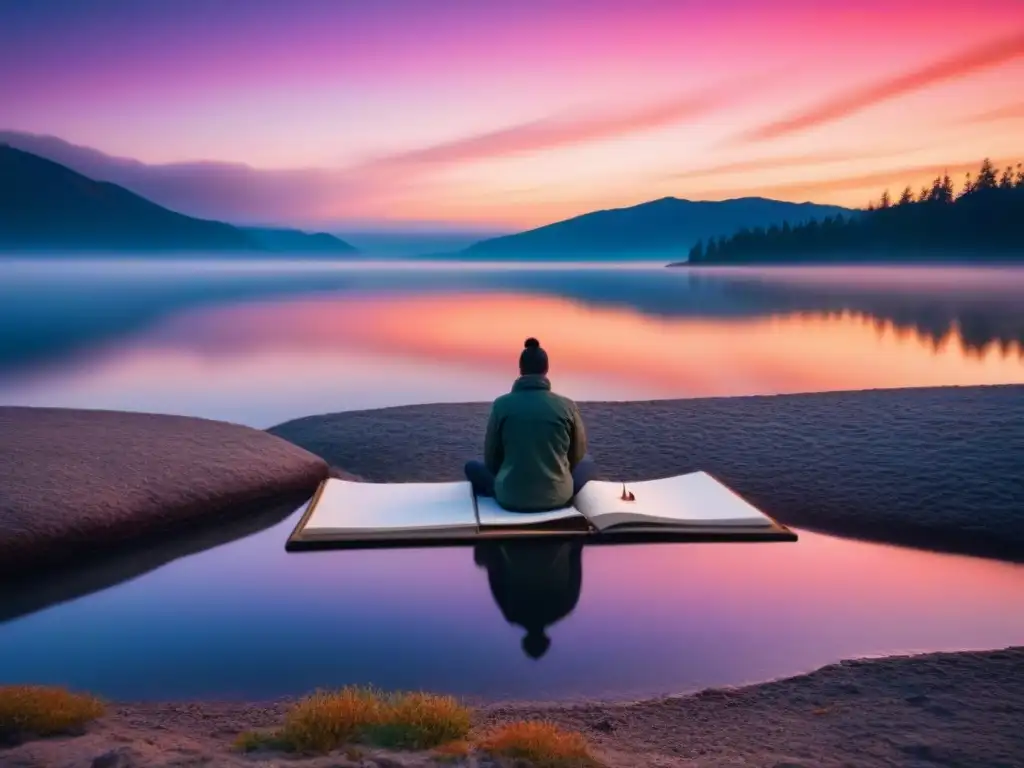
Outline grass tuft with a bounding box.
[0,685,105,743]
[479,720,602,768]
[273,686,472,754]
[278,686,385,753]
[368,691,472,750]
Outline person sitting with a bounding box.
[464,337,596,512]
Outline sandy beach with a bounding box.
[4,647,1022,767]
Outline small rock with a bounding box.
[591,717,616,732]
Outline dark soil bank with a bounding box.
[0,407,328,578]
[271,384,1024,563]
[5,647,1023,767]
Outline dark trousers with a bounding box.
[464,454,598,504]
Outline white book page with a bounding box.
[573,472,773,529]
[303,479,478,533]
[476,496,586,528]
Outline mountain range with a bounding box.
[1,130,852,258]
[458,196,851,259]
[0,145,357,254]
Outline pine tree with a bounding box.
[961,172,974,198]
[689,240,704,262]
[1016,163,1024,189]
[939,173,955,203]
[898,186,914,205]
[1000,165,1015,189]
[918,185,930,203]
[974,158,999,191]
[879,190,892,209]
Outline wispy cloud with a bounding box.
[961,101,1024,124]
[666,148,911,180]
[363,84,749,171]
[739,30,1024,143]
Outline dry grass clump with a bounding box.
[278,686,385,753]
[370,691,472,749]
[236,686,471,754]
[479,720,603,768]
[233,689,598,765]
[0,685,105,743]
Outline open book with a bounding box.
[286,471,795,550]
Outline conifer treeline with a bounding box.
[686,159,1024,264]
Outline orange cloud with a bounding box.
[962,101,1024,124]
[667,149,910,181]
[740,30,1024,143]
[362,85,747,171]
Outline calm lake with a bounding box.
[1,258,1023,702]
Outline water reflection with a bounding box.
[689,267,1024,356]
[0,505,1021,702]
[0,493,307,624]
[3,261,1024,378]
[4,288,1020,427]
[475,541,583,660]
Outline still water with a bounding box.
[1,259,1023,701]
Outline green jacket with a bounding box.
[484,375,587,511]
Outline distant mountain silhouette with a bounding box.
[241,227,358,254]
[460,197,852,259]
[0,146,359,254]
[0,145,258,251]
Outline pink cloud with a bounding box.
[362,83,751,170]
[740,30,1024,143]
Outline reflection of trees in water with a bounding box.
[474,540,583,660]
[5,264,1024,375]
[807,309,1024,359]
[691,273,1024,358]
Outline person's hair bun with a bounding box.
[524,337,540,349]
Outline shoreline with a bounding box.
[6,646,1023,767]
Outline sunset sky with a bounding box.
[2,0,1023,229]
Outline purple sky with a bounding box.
[3,0,1023,229]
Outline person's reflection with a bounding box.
[474,540,583,660]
